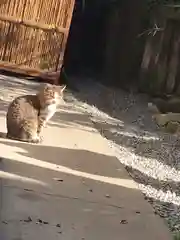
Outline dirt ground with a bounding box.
[66,76,180,236]
[0,74,172,240]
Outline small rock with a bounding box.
[56,223,61,228]
[36,219,43,224]
[53,178,64,182]
[24,217,32,223]
[105,194,111,198]
[148,102,159,114]
[82,179,86,184]
[24,188,32,192]
[136,211,141,214]
[120,220,128,224]
[58,231,62,234]
[166,121,180,134]
[89,189,93,192]
[2,221,8,225]
[43,221,49,225]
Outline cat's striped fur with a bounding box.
[6,83,66,143]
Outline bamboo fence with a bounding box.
[0,0,75,83]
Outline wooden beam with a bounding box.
[0,14,68,34]
[0,60,61,84]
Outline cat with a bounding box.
[5,83,66,143]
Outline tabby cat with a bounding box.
[6,83,66,143]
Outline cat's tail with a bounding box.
[0,132,7,139]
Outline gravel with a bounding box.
[66,77,180,235]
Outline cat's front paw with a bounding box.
[31,135,42,144]
[31,138,40,144]
[39,135,43,143]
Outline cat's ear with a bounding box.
[59,85,66,92]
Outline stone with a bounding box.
[153,113,180,127]
[165,121,180,134]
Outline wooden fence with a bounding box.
[0,0,75,83]
[140,5,180,95]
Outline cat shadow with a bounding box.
[0,139,127,179]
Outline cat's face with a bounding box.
[38,83,66,106]
[52,84,66,104]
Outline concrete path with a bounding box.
[0,76,172,239]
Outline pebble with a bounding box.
[23,217,32,223]
[53,178,64,182]
[105,194,111,198]
[36,219,43,224]
[2,221,8,225]
[42,221,49,225]
[120,220,128,224]
[136,211,141,214]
